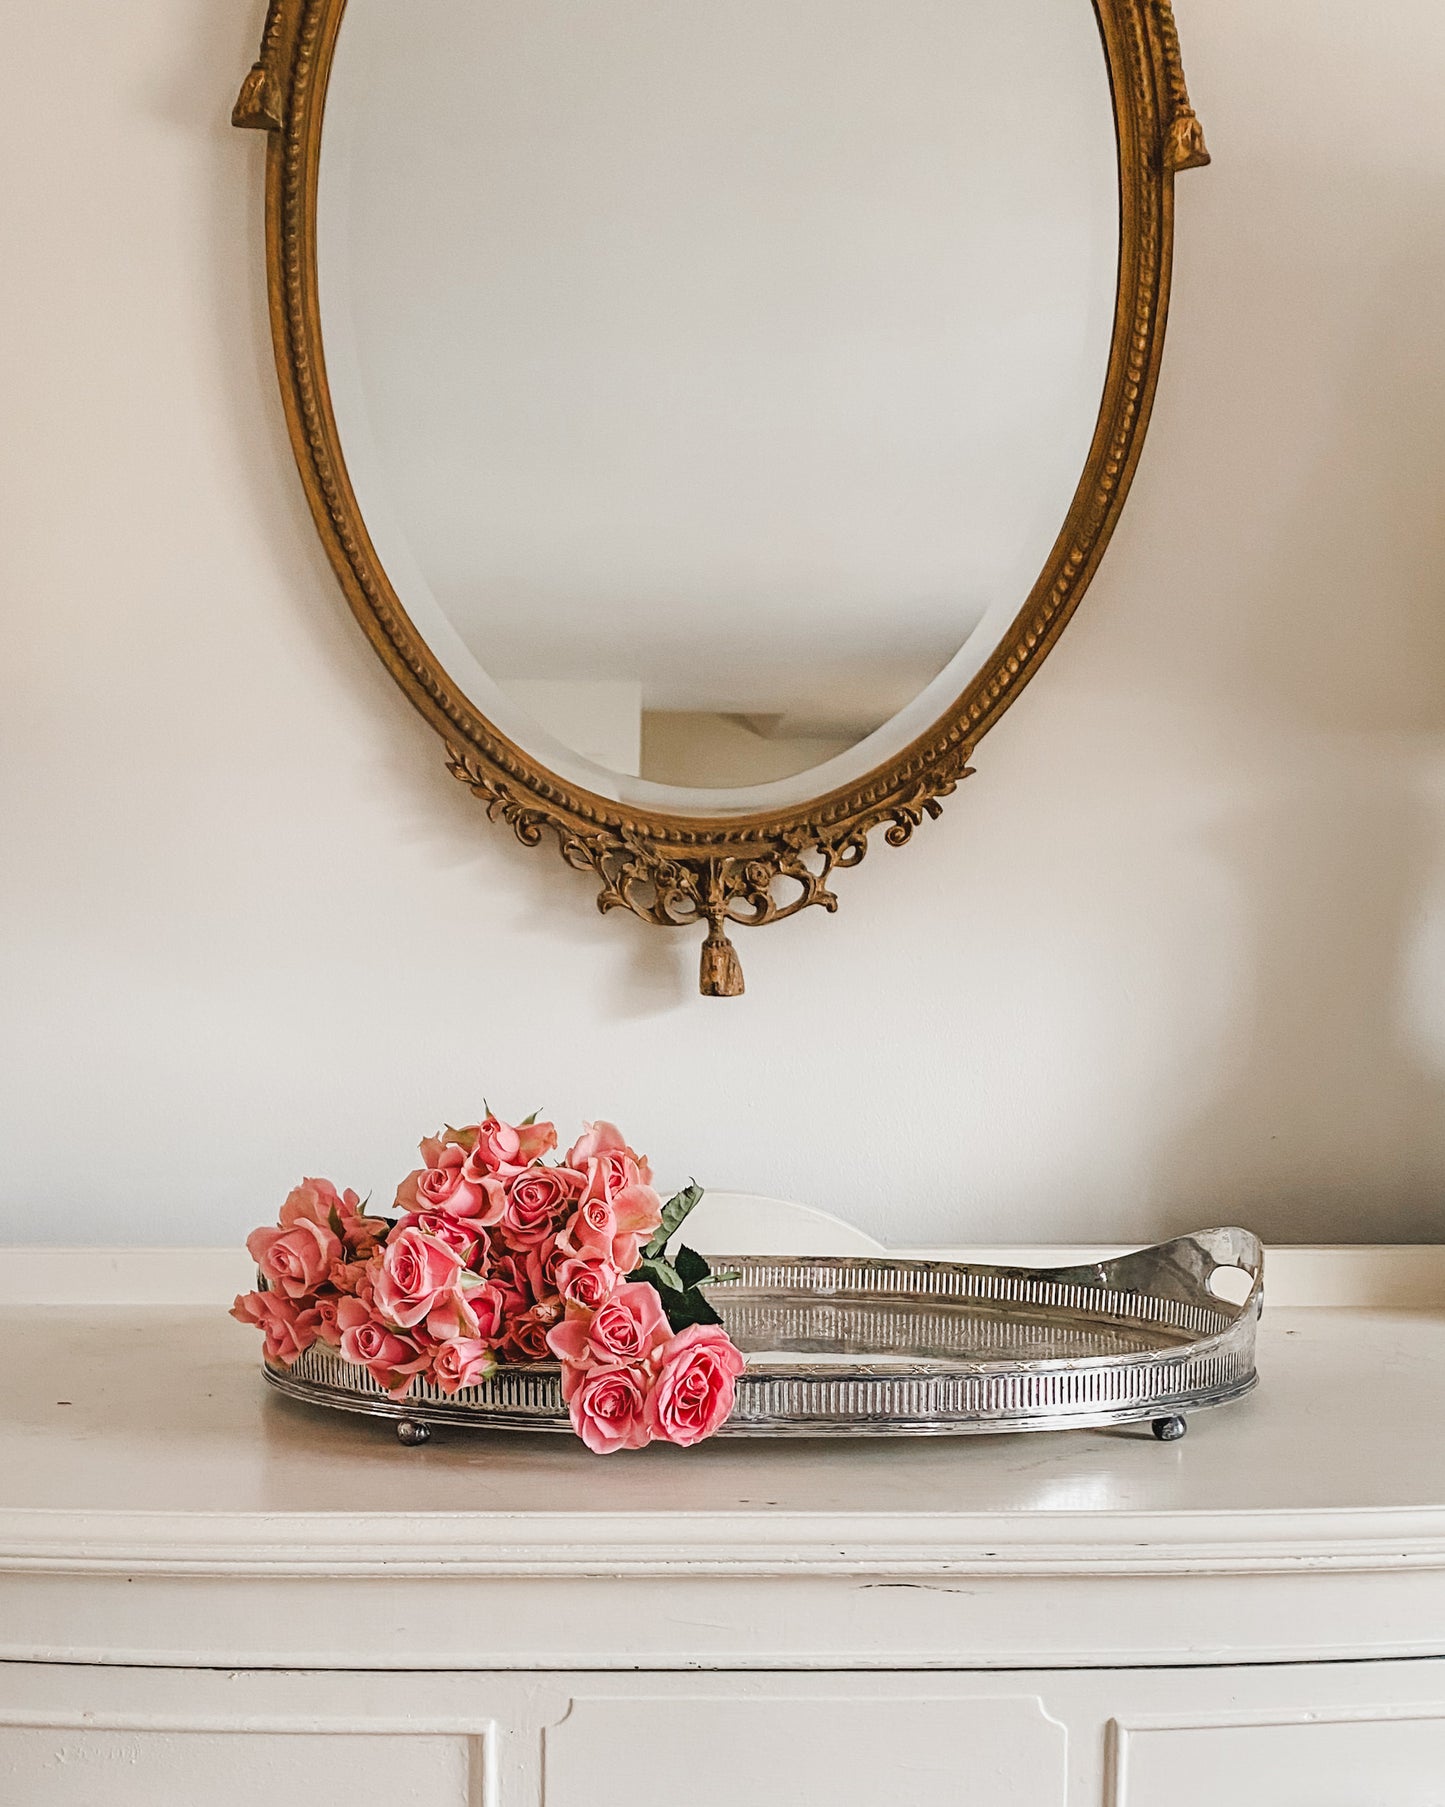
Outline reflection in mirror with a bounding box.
[319,0,1118,803]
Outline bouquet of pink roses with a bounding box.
[231,1112,744,1453]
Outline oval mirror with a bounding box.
[234,0,1207,993]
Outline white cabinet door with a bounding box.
[0,1664,491,1807]
[1115,1713,1445,1807]
[546,1683,1068,1807]
[0,1725,476,1807]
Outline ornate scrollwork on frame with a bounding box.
[234,0,1208,996]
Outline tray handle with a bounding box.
[1039,1227,1264,1319]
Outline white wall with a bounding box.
[2,0,1444,1248]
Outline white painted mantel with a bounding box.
[5,1203,1445,1803]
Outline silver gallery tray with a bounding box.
[264,1227,1262,1443]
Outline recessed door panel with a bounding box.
[1117,1713,1445,1807]
[546,1688,1067,1807]
[0,1727,475,1807]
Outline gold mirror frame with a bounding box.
[234,0,1208,996]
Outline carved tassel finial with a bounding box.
[232,0,293,132]
[699,925,744,998]
[233,63,283,131]
[1163,108,1210,173]
[1153,0,1211,172]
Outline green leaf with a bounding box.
[652,1282,724,1334]
[643,1182,704,1260]
[631,1255,684,1293]
[674,1245,712,1289]
[519,1109,541,1126]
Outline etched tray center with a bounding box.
[719,1290,1199,1367]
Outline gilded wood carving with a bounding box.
[234,0,1208,996]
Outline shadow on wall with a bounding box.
[1130,154,1445,1240]
[1155,781,1445,1242]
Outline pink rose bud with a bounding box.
[468,1114,559,1178]
[431,1338,495,1394]
[312,1294,345,1346]
[566,1121,653,1189]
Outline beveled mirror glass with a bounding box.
[235,0,1207,993]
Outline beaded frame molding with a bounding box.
[234,0,1208,996]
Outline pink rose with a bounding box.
[566,1362,653,1454]
[312,1294,345,1346]
[566,1120,653,1187]
[465,1114,559,1179]
[423,1285,482,1344]
[555,1184,662,1275]
[414,1154,476,1213]
[279,1178,388,1255]
[606,1182,663,1274]
[563,1122,662,1268]
[336,1296,371,1333]
[555,1194,616,1263]
[578,1150,640,1204]
[462,1282,506,1344]
[432,1338,494,1394]
[547,1281,670,1378]
[396,1210,488,1267]
[231,1290,321,1367]
[554,1255,621,1311]
[418,1126,476,1167]
[503,1166,583,1246]
[247,1214,341,1299]
[501,1301,562,1364]
[420,1264,499,1342]
[395,1141,495,1221]
[328,1258,376,1302]
[489,1251,534,1319]
[524,1233,565,1303]
[337,1300,430,1396]
[372,1226,467,1329]
[645,1325,745,1447]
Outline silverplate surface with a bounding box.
[263,1227,1262,1438]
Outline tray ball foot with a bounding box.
[1151,1414,1187,1442]
[396,1419,431,1447]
